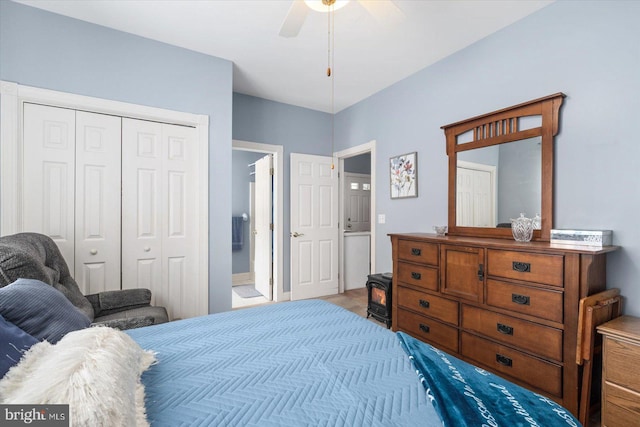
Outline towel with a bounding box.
[232,217,244,251]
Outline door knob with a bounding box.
[144,246,151,252]
[291,232,305,238]
[90,249,98,255]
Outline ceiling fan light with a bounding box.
[304,0,349,13]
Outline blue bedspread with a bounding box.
[127,300,439,427]
[397,332,581,427]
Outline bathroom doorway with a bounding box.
[231,140,284,308]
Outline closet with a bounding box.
[21,102,202,320]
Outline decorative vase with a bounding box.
[433,225,447,237]
[532,213,541,230]
[511,213,534,242]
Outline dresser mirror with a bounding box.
[442,93,565,240]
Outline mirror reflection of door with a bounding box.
[344,173,371,232]
[456,160,496,227]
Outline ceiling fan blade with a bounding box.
[357,0,405,27]
[279,1,310,38]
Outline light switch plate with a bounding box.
[378,214,386,224]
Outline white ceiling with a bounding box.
[14,0,553,113]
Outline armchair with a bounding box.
[0,232,168,330]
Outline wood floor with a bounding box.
[317,287,368,318]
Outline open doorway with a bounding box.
[232,140,284,309]
[336,140,376,293]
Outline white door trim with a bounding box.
[336,140,376,293]
[0,80,209,315]
[232,139,285,303]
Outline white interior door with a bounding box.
[254,154,273,300]
[122,118,201,320]
[290,153,339,300]
[74,111,122,295]
[343,173,371,232]
[22,103,76,269]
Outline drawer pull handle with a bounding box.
[496,354,513,367]
[419,299,430,309]
[411,248,422,256]
[512,293,530,305]
[512,261,531,273]
[497,323,514,335]
[411,272,422,280]
[419,324,430,334]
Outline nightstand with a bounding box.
[597,315,640,427]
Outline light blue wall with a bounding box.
[232,150,265,274]
[335,1,640,316]
[232,93,331,292]
[0,1,234,313]
[345,153,371,174]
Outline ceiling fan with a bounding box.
[279,0,405,38]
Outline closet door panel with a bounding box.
[163,124,199,319]
[22,103,76,270]
[75,111,121,295]
[122,119,163,306]
[122,119,201,320]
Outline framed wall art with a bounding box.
[390,152,417,199]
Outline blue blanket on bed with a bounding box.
[397,332,581,427]
[127,300,440,426]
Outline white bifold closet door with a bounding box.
[22,103,121,295]
[22,104,202,320]
[121,118,199,320]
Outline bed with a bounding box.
[0,299,581,426]
[127,300,439,426]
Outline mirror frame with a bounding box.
[442,93,565,241]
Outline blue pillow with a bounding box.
[0,278,90,344]
[397,332,580,427]
[0,314,38,377]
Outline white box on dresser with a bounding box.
[550,229,613,247]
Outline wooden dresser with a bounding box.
[597,316,640,426]
[389,233,618,416]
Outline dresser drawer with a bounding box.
[603,336,640,394]
[397,309,458,353]
[398,286,458,325]
[461,332,562,397]
[397,261,438,291]
[486,279,563,323]
[398,240,438,265]
[487,249,564,287]
[461,305,562,361]
[602,382,640,427]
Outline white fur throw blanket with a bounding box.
[0,326,156,427]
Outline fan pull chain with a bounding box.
[329,2,335,170]
[327,7,332,77]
